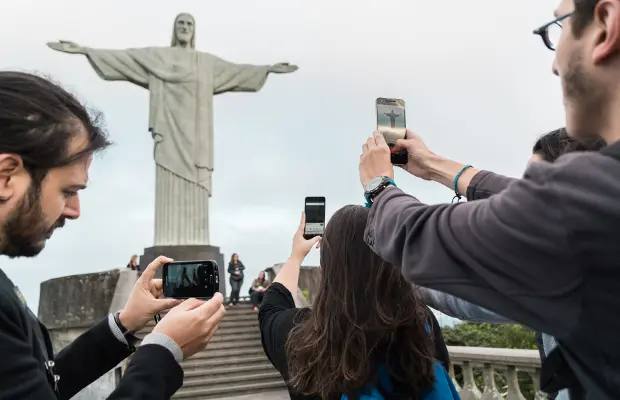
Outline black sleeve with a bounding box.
[427,308,450,371]
[53,318,133,399]
[0,301,59,399]
[108,344,183,399]
[227,264,234,274]
[258,283,301,378]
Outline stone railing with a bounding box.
[448,346,546,400]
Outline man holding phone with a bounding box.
[358,1,620,397]
[0,71,226,399]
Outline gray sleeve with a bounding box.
[418,287,513,324]
[365,159,585,340]
[141,333,183,363]
[466,170,519,201]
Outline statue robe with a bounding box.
[85,46,271,245]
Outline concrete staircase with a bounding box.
[137,302,287,399]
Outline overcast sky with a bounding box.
[0,0,563,321]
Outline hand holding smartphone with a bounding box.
[162,260,220,300]
[376,97,407,165]
[303,197,326,240]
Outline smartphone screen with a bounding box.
[376,97,407,165]
[162,260,219,300]
[304,197,326,240]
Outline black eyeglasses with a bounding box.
[533,12,574,51]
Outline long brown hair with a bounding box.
[286,205,435,399]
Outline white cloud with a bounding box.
[0,0,562,324]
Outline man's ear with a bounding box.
[0,154,24,202]
[592,0,620,64]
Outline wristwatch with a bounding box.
[113,311,140,351]
[364,176,396,207]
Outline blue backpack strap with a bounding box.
[342,319,459,399]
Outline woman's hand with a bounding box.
[291,212,321,261]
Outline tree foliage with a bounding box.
[441,322,537,350]
[441,322,538,399]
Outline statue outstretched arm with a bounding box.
[47,41,150,88]
[47,40,86,55]
[267,62,298,74]
[212,55,298,94]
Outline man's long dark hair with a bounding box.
[286,205,435,399]
[0,71,110,185]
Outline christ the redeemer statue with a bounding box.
[47,13,297,246]
[384,109,401,128]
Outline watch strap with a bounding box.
[113,311,139,352]
[113,311,136,336]
[364,177,396,207]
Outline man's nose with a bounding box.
[63,195,81,220]
[552,57,559,76]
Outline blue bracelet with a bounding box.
[452,165,473,198]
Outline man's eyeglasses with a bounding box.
[533,12,574,51]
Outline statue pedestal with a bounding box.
[139,245,227,295]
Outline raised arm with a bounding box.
[364,171,581,340]
[418,287,513,324]
[391,131,517,200]
[212,55,297,94]
[47,41,150,88]
[359,132,595,341]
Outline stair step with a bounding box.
[202,338,263,351]
[211,325,261,336]
[183,346,265,361]
[183,362,275,379]
[138,318,260,338]
[181,354,271,370]
[217,319,259,329]
[173,380,287,399]
[183,370,281,387]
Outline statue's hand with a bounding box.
[269,63,298,74]
[47,40,85,54]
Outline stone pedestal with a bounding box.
[139,245,227,295]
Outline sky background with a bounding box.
[0,0,563,325]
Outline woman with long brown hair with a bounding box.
[259,206,458,399]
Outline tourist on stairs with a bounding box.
[228,253,245,306]
[249,271,269,311]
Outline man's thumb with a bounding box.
[395,138,408,150]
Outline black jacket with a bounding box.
[0,269,183,399]
[228,262,245,281]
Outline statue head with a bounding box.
[171,13,196,49]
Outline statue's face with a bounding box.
[175,14,194,45]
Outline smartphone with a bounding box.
[162,260,219,300]
[303,197,326,240]
[376,97,407,165]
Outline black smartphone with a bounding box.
[162,260,219,300]
[303,197,326,240]
[376,97,407,165]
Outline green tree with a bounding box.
[441,322,536,349]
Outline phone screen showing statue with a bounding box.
[304,197,326,239]
[163,261,219,299]
[376,98,407,164]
